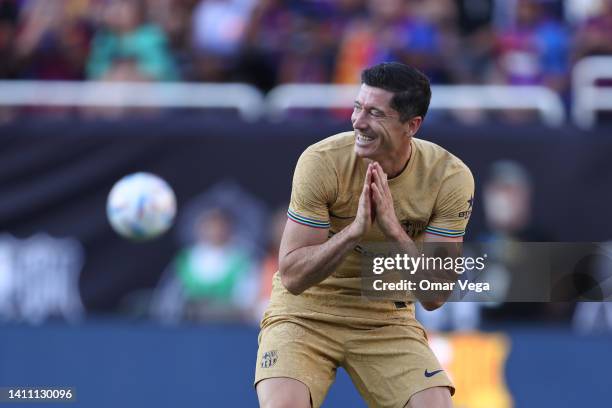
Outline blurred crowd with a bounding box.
[1,0,612,95]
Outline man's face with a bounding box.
[351,84,413,160]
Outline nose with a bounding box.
[352,109,368,130]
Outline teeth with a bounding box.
[357,134,374,143]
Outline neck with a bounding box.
[376,141,412,179]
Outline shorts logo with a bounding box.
[260,350,278,368]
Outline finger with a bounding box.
[364,163,372,188]
[359,167,369,203]
[363,183,373,221]
[357,181,369,223]
[370,169,379,196]
[360,180,370,212]
[372,164,385,194]
[361,167,370,200]
[375,162,388,184]
[383,173,392,199]
[371,182,383,205]
[372,163,378,183]
[375,162,392,198]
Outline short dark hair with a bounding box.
[361,62,431,122]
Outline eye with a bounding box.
[353,104,362,112]
[370,110,385,118]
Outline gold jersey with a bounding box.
[266,131,474,320]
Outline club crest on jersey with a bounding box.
[261,350,278,368]
[401,220,426,237]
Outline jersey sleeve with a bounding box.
[425,165,475,238]
[287,150,337,229]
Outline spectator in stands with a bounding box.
[0,0,18,121]
[480,160,555,242]
[564,0,605,26]
[334,0,400,84]
[327,0,368,25]
[173,208,258,321]
[481,160,535,241]
[237,0,293,90]
[574,0,612,60]
[87,0,178,81]
[13,0,91,80]
[145,0,198,77]
[480,160,572,322]
[6,1,92,118]
[454,0,496,84]
[0,0,18,79]
[190,0,256,82]
[333,0,451,84]
[492,0,570,93]
[405,0,461,83]
[276,13,336,84]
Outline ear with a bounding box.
[404,116,423,137]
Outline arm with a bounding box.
[412,233,463,311]
[279,164,375,295]
[387,213,463,310]
[369,162,469,311]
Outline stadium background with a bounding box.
[1,0,612,407]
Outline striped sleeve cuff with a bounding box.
[424,225,465,237]
[287,209,330,229]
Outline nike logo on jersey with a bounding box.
[424,369,444,378]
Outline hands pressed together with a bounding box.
[351,162,405,242]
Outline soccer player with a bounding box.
[255,62,474,408]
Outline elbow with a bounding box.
[279,267,305,296]
[421,301,445,311]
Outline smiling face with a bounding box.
[352,84,417,166]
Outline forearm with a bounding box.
[388,226,420,258]
[279,223,361,295]
[389,228,450,311]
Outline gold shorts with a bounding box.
[254,310,454,408]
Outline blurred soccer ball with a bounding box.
[106,172,177,240]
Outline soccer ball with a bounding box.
[106,172,177,240]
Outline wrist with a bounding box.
[346,220,365,242]
[388,223,408,243]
